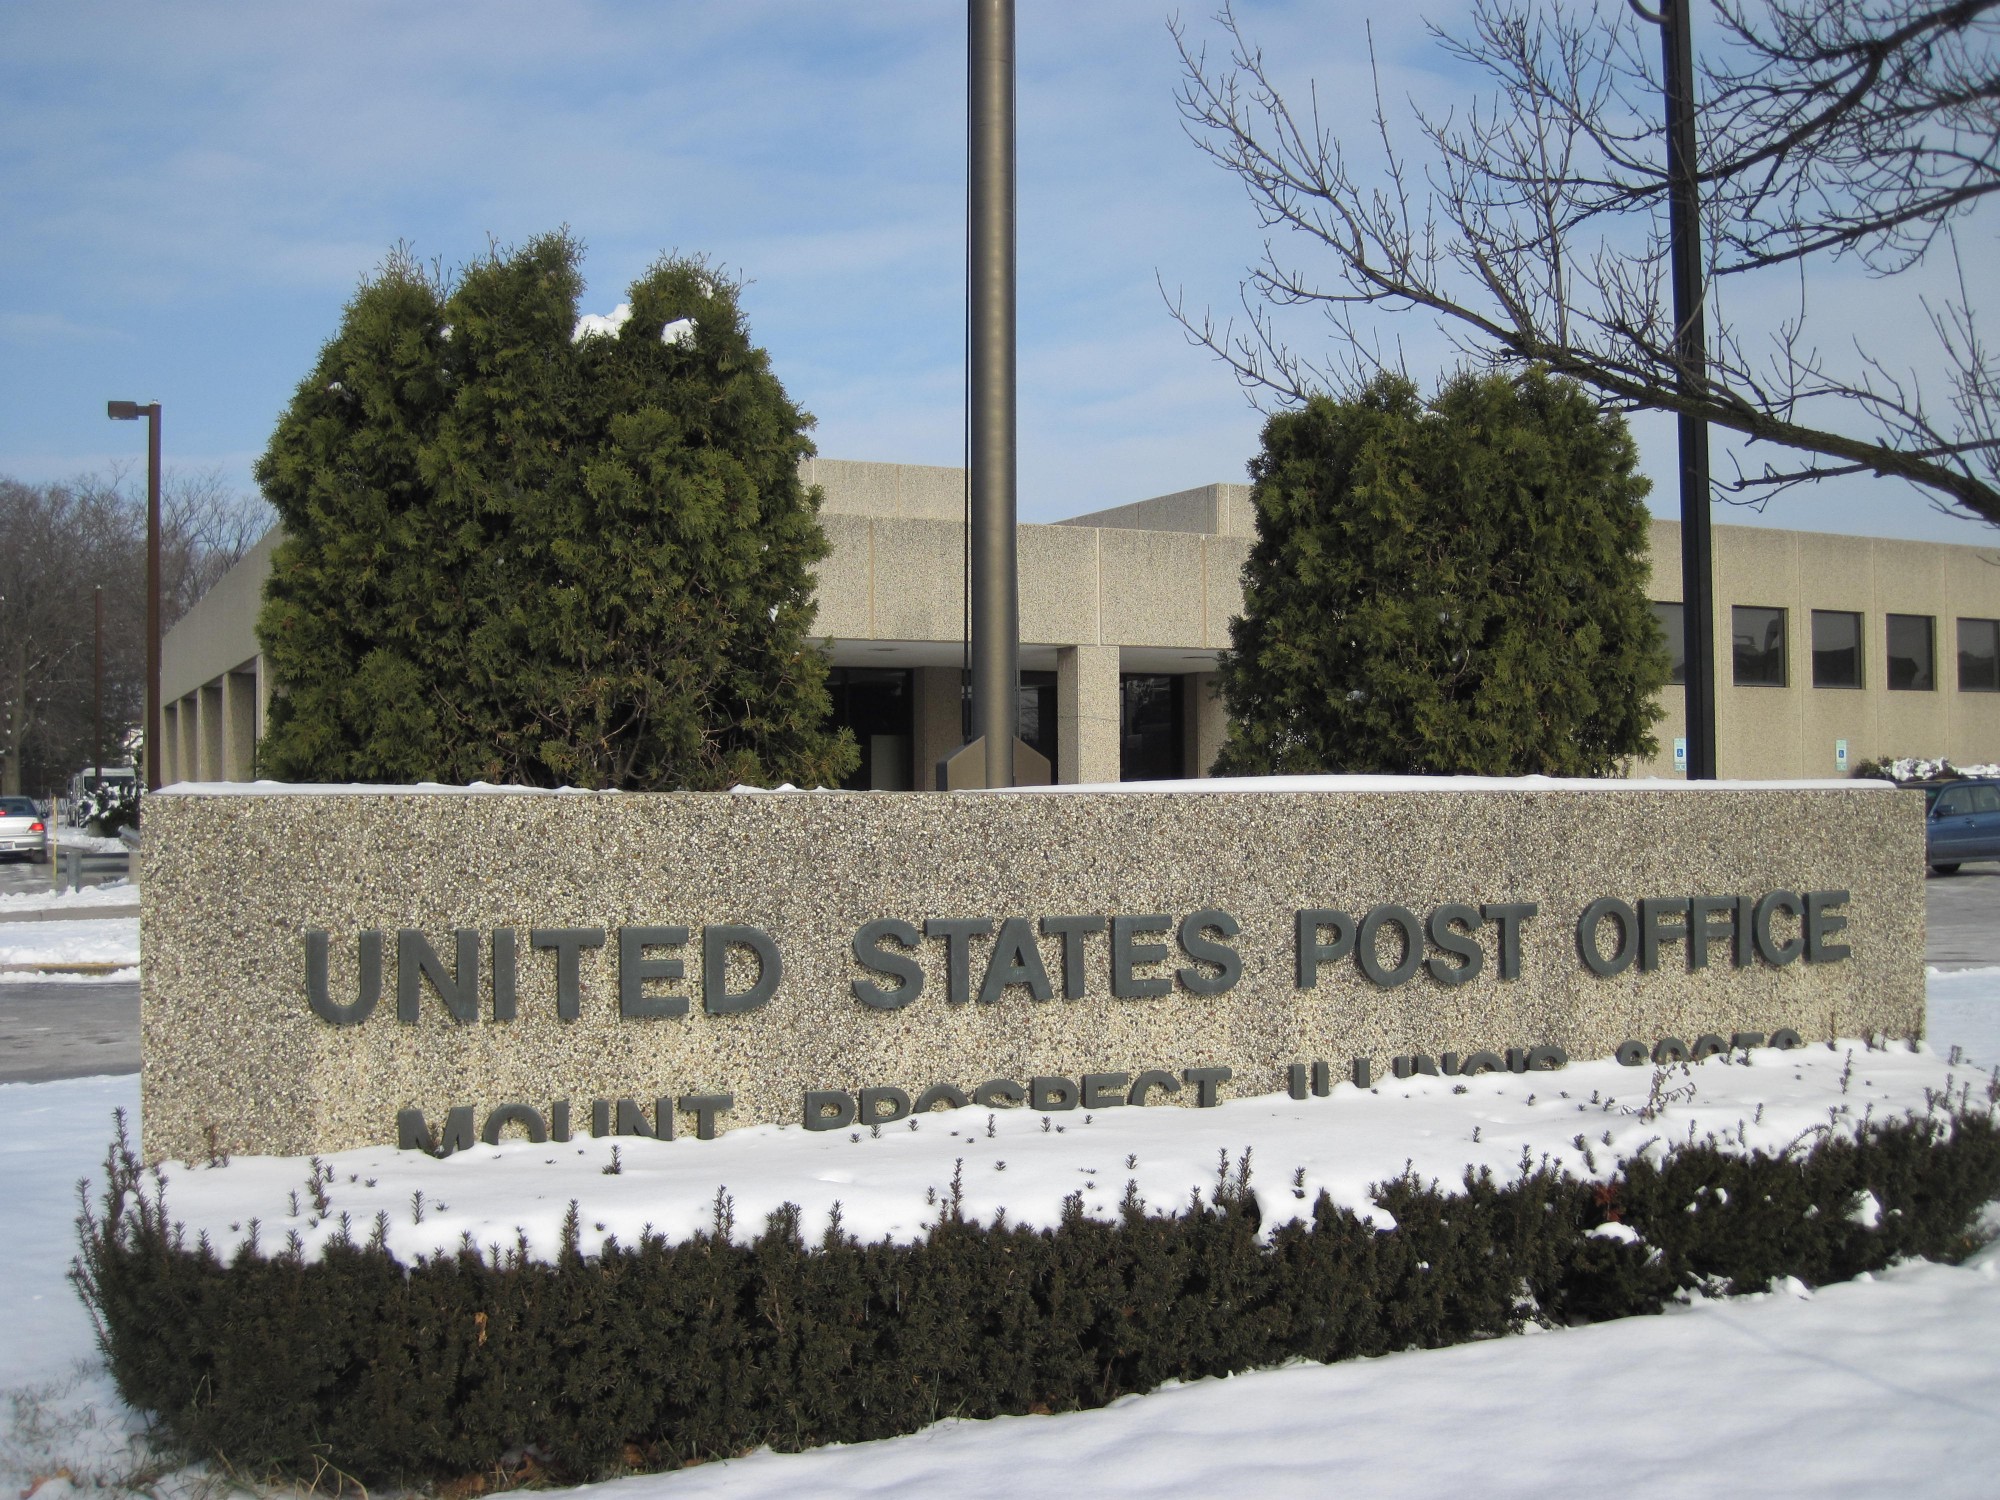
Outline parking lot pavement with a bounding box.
[1925,863,2000,969]
[0,851,131,901]
[0,979,139,1084]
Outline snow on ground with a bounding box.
[152,1037,1995,1270]
[0,880,138,916]
[2,1076,142,1385]
[569,1237,2000,1500]
[1884,757,2000,781]
[0,970,1995,1498]
[0,918,137,969]
[1928,966,2000,1071]
[0,967,139,986]
[49,834,133,856]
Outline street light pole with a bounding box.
[93,585,103,797]
[1637,0,1718,780]
[106,400,163,791]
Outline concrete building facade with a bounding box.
[160,458,2000,786]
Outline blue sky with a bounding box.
[2,0,1993,544]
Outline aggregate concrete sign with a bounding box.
[139,780,1924,1161]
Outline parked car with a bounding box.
[1924,777,2000,875]
[0,796,49,863]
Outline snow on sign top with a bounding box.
[979,773,1890,796]
[150,774,1897,797]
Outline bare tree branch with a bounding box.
[1168,0,2000,526]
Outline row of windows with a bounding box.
[1652,605,2000,693]
[822,667,1188,790]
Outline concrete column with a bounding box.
[1058,645,1120,785]
[198,682,224,781]
[223,670,257,781]
[914,666,966,790]
[178,692,199,788]
[1188,672,1229,779]
[176,694,198,785]
[158,702,178,785]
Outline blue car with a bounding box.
[1924,778,2000,875]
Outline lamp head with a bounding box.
[106,400,142,420]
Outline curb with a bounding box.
[0,906,140,925]
[0,962,137,976]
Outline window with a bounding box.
[1886,614,1935,690]
[1934,785,1973,817]
[1810,610,1863,688]
[949,672,1060,782]
[1119,674,1185,781]
[825,667,914,790]
[1732,606,1787,687]
[1651,602,1686,685]
[1960,618,2000,692]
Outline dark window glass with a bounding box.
[1935,786,1972,817]
[1811,610,1863,688]
[1651,602,1686,685]
[1119,673,1185,781]
[825,667,914,790]
[1959,618,2000,692]
[1732,606,1787,687]
[1019,670,1057,781]
[1886,614,1935,691]
[950,672,1061,782]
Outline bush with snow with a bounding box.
[74,1096,2000,1486]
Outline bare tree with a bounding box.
[158,467,271,623]
[0,471,270,796]
[1168,0,2000,525]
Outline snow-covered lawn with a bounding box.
[0,917,137,970]
[3,969,1997,1499]
[0,881,138,917]
[148,1028,1995,1269]
[1927,965,2000,1068]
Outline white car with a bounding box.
[0,796,50,863]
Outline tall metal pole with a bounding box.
[93,585,103,794]
[968,0,1019,789]
[106,399,164,788]
[146,405,163,791]
[1660,0,1717,779]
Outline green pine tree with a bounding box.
[1214,369,1670,777]
[254,233,857,790]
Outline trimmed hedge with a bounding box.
[74,1110,2000,1486]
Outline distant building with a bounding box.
[161,459,2000,786]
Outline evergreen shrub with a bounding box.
[74,1109,2000,1485]
[253,233,855,791]
[1215,370,1670,776]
